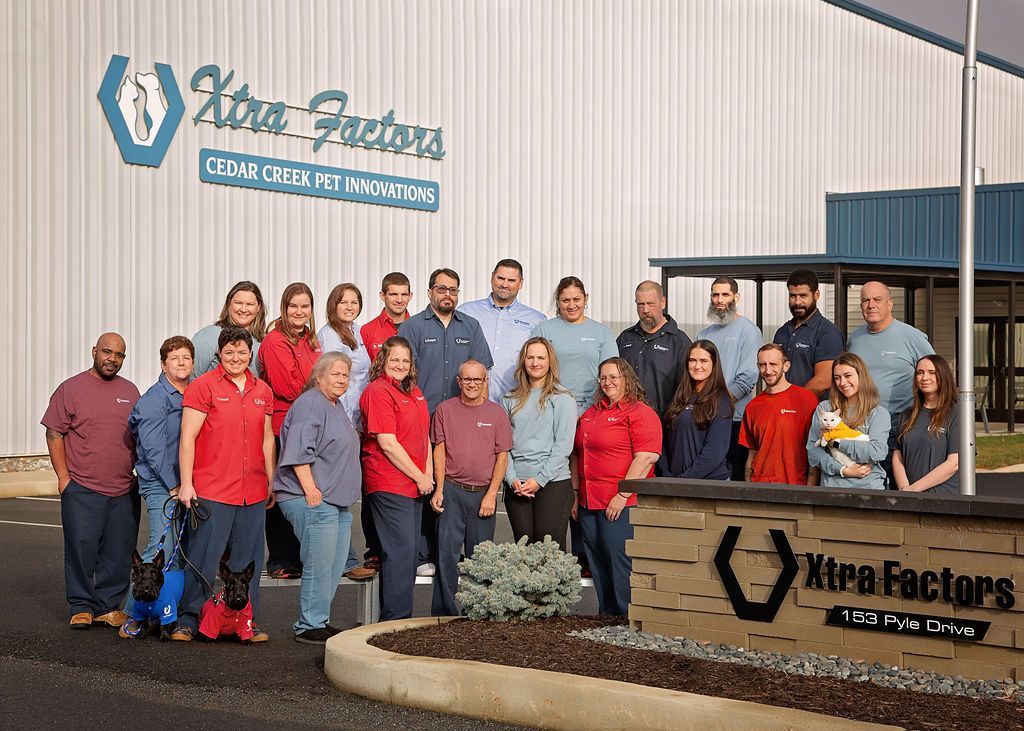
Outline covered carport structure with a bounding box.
[651,182,1024,431]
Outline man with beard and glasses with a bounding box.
[739,343,820,485]
[696,277,761,481]
[42,332,141,630]
[616,280,692,417]
[398,268,493,575]
[772,268,845,396]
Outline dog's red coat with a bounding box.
[198,594,254,641]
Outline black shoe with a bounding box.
[295,627,335,644]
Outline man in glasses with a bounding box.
[398,268,494,575]
[428,360,512,615]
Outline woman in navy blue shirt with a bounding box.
[660,340,733,479]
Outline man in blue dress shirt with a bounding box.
[458,259,546,404]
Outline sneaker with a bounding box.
[170,625,194,642]
[363,556,380,571]
[343,566,377,581]
[94,609,128,627]
[416,562,436,577]
[118,619,144,639]
[69,612,93,630]
[249,625,269,643]
[294,627,335,645]
[267,567,302,580]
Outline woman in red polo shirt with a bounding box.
[173,326,275,642]
[258,282,322,580]
[359,336,432,621]
[571,357,661,616]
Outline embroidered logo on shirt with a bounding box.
[621,342,634,348]
[607,416,621,422]
[477,421,493,427]
[254,399,266,405]
[881,349,897,356]
[455,338,470,345]
[424,338,438,344]
[216,396,230,402]
[726,337,737,342]
[513,319,533,327]
[116,398,131,404]
[581,337,596,342]
[780,408,797,415]
[653,344,669,352]
[795,342,810,349]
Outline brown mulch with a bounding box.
[370,617,1024,731]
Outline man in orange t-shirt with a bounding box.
[739,344,820,485]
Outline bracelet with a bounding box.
[839,465,846,478]
[617,491,632,499]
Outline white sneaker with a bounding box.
[416,562,436,577]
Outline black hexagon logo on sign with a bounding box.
[714,525,799,623]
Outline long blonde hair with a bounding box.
[829,352,880,429]
[506,337,569,415]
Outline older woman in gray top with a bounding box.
[501,337,577,552]
[274,352,361,644]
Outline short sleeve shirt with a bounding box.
[182,366,274,506]
[359,375,430,497]
[896,408,959,494]
[773,310,845,389]
[397,307,494,413]
[738,385,819,485]
[574,398,662,510]
[41,371,140,496]
[431,397,513,486]
[361,309,409,362]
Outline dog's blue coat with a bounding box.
[128,569,185,626]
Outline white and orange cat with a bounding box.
[816,406,869,467]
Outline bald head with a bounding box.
[91,332,127,380]
[859,281,894,332]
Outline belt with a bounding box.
[447,479,488,493]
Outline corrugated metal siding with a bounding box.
[826,184,1024,269]
[4,0,1024,455]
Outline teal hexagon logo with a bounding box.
[98,54,185,167]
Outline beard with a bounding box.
[788,299,818,321]
[706,301,738,326]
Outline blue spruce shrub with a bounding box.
[456,536,582,621]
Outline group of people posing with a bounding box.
[42,261,960,638]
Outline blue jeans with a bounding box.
[578,506,634,616]
[279,497,353,632]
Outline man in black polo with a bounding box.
[617,280,692,417]
[772,269,845,398]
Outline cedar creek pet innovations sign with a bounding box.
[714,525,1013,642]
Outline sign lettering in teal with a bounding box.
[199,148,439,212]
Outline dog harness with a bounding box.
[126,569,185,634]
[199,594,254,641]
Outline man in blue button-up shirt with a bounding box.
[398,268,494,414]
[458,259,546,404]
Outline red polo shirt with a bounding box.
[574,398,662,510]
[258,327,321,434]
[182,366,274,506]
[360,375,429,498]
[360,309,409,362]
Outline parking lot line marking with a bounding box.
[15,496,61,502]
[0,519,62,529]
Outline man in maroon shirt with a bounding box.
[42,332,141,630]
[361,272,412,362]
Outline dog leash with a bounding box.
[161,497,221,604]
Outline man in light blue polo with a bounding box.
[697,276,762,481]
[459,259,546,404]
[398,267,494,575]
[848,281,934,485]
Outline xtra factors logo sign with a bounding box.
[98,55,185,167]
[714,525,799,623]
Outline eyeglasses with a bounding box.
[432,285,460,295]
[458,377,486,385]
[598,375,622,383]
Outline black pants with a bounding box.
[266,436,302,573]
[60,480,138,618]
[361,497,381,561]
[504,478,574,553]
[178,499,266,632]
[369,491,423,621]
[726,420,749,482]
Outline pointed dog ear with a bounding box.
[131,549,143,566]
[219,561,232,583]
[242,561,256,583]
[153,549,165,571]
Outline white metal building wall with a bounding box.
[3,0,1024,456]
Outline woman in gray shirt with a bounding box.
[502,337,577,552]
[893,355,959,494]
[274,352,361,644]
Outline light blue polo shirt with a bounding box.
[531,317,619,414]
[459,295,546,404]
[848,319,934,427]
[697,316,763,420]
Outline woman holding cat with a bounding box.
[891,355,959,494]
[806,352,890,489]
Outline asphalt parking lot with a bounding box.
[0,495,597,730]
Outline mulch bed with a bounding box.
[370,617,1024,731]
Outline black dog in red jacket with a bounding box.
[198,560,256,642]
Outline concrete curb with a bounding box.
[324,617,903,731]
[0,470,58,499]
